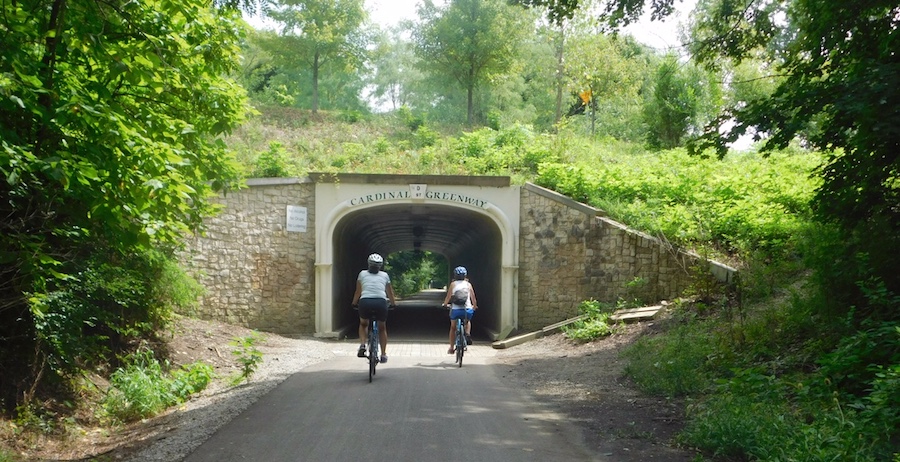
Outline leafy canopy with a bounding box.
[266,0,370,113]
[0,0,247,295]
[0,0,248,409]
[413,0,533,124]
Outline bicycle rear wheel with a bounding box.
[455,321,464,367]
[368,324,378,382]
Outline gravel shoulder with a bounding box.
[492,324,696,461]
[4,316,697,461]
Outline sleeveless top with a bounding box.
[449,280,473,308]
[358,270,390,299]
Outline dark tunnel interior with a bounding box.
[331,203,502,341]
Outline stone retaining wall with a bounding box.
[181,179,316,335]
[517,183,704,332]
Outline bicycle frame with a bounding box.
[455,317,466,367]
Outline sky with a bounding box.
[364,0,698,52]
[250,1,697,52]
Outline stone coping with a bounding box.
[245,177,312,187]
[523,182,607,217]
[308,172,511,187]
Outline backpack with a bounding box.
[450,283,469,306]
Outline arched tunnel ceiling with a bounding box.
[338,204,494,257]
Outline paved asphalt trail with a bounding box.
[182,350,600,461]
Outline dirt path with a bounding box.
[492,325,697,461]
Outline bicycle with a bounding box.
[366,310,380,382]
[356,304,394,382]
[454,316,466,367]
[445,304,467,368]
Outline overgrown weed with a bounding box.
[563,299,619,342]
[100,349,213,424]
[229,333,264,386]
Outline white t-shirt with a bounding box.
[358,270,390,299]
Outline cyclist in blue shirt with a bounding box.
[443,266,477,354]
[352,253,397,363]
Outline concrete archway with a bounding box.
[313,174,519,339]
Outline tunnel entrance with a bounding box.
[313,174,520,340]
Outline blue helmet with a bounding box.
[454,266,467,277]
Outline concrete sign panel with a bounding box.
[286,205,307,232]
[410,183,427,200]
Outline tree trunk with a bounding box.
[36,0,67,154]
[554,24,565,126]
[312,51,320,114]
[467,84,474,125]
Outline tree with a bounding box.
[0,0,247,408]
[413,0,531,125]
[525,0,900,315]
[565,32,643,135]
[688,0,900,306]
[368,26,421,111]
[510,0,677,26]
[643,54,721,148]
[266,0,369,114]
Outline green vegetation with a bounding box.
[229,333,265,386]
[0,0,246,421]
[101,350,213,423]
[537,147,821,258]
[385,251,448,297]
[562,300,618,342]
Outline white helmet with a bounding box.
[367,253,384,267]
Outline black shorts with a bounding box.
[358,298,389,322]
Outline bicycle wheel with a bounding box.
[368,324,378,382]
[455,321,464,367]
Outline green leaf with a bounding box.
[144,179,165,190]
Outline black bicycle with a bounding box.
[366,311,380,382]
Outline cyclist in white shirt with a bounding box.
[352,253,397,363]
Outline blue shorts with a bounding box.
[450,308,474,321]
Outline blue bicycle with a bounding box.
[445,304,467,367]
[454,316,466,367]
[357,304,393,382]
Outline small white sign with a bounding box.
[286,205,307,232]
[409,183,427,200]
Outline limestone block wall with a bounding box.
[181,178,316,335]
[517,183,701,332]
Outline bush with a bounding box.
[252,142,294,178]
[622,318,718,396]
[535,148,820,258]
[101,349,212,423]
[31,249,192,374]
[680,368,896,461]
[396,106,425,131]
[413,125,439,148]
[563,299,617,342]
